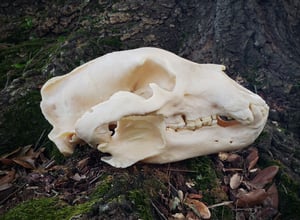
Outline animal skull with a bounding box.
[40,47,269,168]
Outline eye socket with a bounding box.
[217,115,239,127]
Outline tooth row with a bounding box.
[166,115,217,130]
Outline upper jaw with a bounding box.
[163,102,269,132]
[91,101,269,139]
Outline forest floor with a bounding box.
[0,143,281,220]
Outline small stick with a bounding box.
[208,201,233,208]
[151,200,167,220]
[222,168,243,172]
[168,168,198,173]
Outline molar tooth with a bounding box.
[195,118,203,128]
[212,119,217,126]
[168,125,178,129]
[186,120,196,130]
[201,116,212,126]
[166,127,175,132]
[165,115,186,129]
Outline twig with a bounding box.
[34,129,48,151]
[44,159,56,169]
[89,172,103,185]
[0,184,25,205]
[151,200,168,220]
[222,168,244,172]
[167,168,198,173]
[208,201,233,209]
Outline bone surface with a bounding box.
[40,47,269,168]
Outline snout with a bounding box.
[249,102,269,129]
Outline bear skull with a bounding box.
[40,47,269,168]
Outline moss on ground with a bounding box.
[258,158,300,219]
[0,90,51,155]
[2,170,165,219]
[187,156,234,219]
[0,38,61,89]
[2,175,112,220]
[2,197,91,220]
[86,172,161,219]
[254,128,300,219]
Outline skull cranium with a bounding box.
[40,47,269,168]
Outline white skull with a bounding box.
[40,47,269,168]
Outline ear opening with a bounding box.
[128,59,176,98]
[108,122,117,136]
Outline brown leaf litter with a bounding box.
[0,145,280,219]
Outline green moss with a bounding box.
[187,157,233,219]
[46,144,66,164]
[20,17,34,30]
[209,206,234,220]
[2,197,92,220]
[128,189,153,220]
[90,175,114,200]
[86,172,163,219]
[0,90,50,154]
[0,38,59,89]
[188,156,219,190]
[98,37,122,48]
[258,157,300,219]
[277,172,300,219]
[254,130,270,144]
[2,175,118,219]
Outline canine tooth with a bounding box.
[195,118,203,128]
[186,120,196,130]
[201,116,212,126]
[217,115,240,127]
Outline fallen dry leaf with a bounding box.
[169,196,181,211]
[0,147,22,159]
[76,157,89,171]
[264,183,279,209]
[235,188,268,207]
[186,210,200,220]
[172,212,185,219]
[0,170,16,192]
[226,153,241,163]
[187,193,203,200]
[177,190,184,202]
[230,173,242,189]
[186,198,211,219]
[0,183,13,191]
[12,157,35,169]
[218,152,229,161]
[0,158,14,166]
[256,207,278,219]
[246,148,259,170]
[249,166,279,189]
[71,173,86,182]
